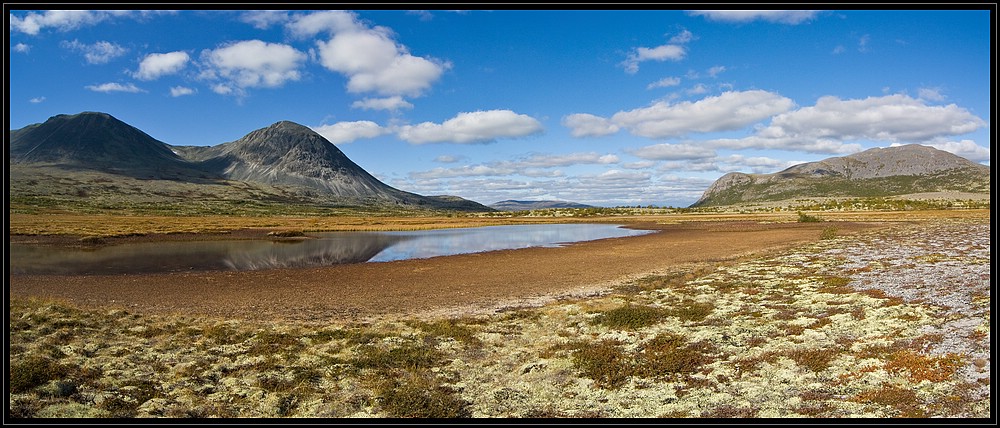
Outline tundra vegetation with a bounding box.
[7,208,991,418]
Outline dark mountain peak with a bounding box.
[8,111,192,177]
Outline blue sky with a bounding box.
[7,8,993,207]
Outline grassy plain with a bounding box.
[7,208,992,418]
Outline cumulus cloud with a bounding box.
[134,51,190,80]
[288,10,450,97]
[629,143,717,160]
[702,94,988,155]
[397,110,543,144]
[434,155,462,163]
[921,140,991,162]
[561,113,621,137]
[707,65,726,77]
[917,87,946,102]
[647,76,681,89]
[201,40,306,94]
[13,43,30,53]
[312,121,388,145]
[170,86,195,97]
[10,10,115,35]
[514,152,620,168]
[287,10,360,37]
[29,96,45,103]
[621,44,686,74]
[611,90,795,138]
[620,29,694,74]
[240,10,289,29]
[409,151,619,179]
[688,10,819,24]
[61,39,127,64]
[85,82,144,93]
[759,94,986,143]
[351,96,414,111]
[10,10,176,35]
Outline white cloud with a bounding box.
[13,43,30,53]
[623,160,656,169]
[287,10,360,38]
[29,96,45,103]
[858,34,871,52]
[61,39,127,64]
[917,87,946,102]
[240,10,289,29]
[409,151,618,179]
[434,155,462,163]
[647,77,681,89]
[85,82,144,93]
[761,94,986,142]
[701,94,988,155]
[170,86,195,97]
[514,152,620,168]
[832,45,846,55]
[312,121,388,145]
[10,10,113,35]
[922,140,991,162]
[561,113,621,137]
[669,29,695,44]
[629,143,717,160]
[201,40,306,91]
[707,65,726,77]
[411,165,518,179]
[686,83,709,95]
[621,44,686,74]
[351,96,414,111]
[397,110,543,144]
[688,10,819,24]
[134,51,190,80]
[290,10,450,97]
[611,90,795,138]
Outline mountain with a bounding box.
[9,112,491,213]
[8,111,216,181]
[691,144,991,207]
[490,200,595,211]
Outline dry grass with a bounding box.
[6,210,990,418]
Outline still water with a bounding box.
[9,224,652,275]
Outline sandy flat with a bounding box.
[9,220,881,323]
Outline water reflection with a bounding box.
[9,224,650,275]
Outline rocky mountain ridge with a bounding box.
[692,144,991,207]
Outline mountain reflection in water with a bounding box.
[10,224,650,275]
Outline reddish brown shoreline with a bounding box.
[9,221,881,323]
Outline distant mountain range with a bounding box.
[489,200,596,211]
[8,112,491,212]
[692,144,991,207]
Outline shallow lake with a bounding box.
[9,223,652,275]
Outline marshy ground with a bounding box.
[6,210,991,418]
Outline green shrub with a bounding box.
[591,304,670,330]
[638,333,713,378]
[374,371,471,418]
[797,211,822,222]
[820,226,838,240]
[9,355,66,393]
[570,339,636,389]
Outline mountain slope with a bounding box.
[9,112,491,213]
[692,144,991,207]
[8,111,216,181]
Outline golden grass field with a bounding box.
[7,208,992,418]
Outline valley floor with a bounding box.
[7,210,991,419]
